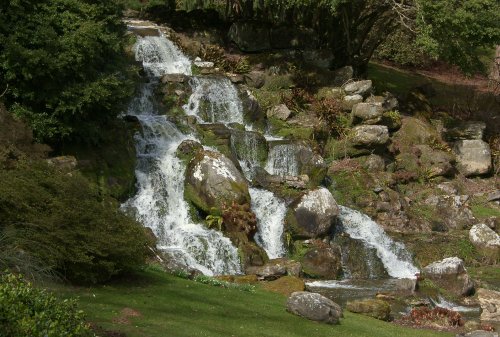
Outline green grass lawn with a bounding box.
[49,267,453,337]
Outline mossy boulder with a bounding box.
[286,187,339,239]
[176,140,203,162]
[300,244,342,279]
[346,299,391,321]
[421,257,475,297]
[185,150,250,214]
[262,276,305,296]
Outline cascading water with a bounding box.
[135,34,192,77]
[124,28,241,275]
[184,76,244,124]
[338,206,418,279]
[250,188,287,259]
[265,143,299,176]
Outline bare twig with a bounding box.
[0,84,8,98]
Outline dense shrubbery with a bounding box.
[0,0,135,144]
[0,161,152,284]
[0,273,93,337]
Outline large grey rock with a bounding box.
[246,259,287,280]
[477,288,500,323]
[342,94,364,111]
[267,104,291,121]
[287,187,339,239]
[422,257,474,296]
[416,144,455,178]
[228,22,270,52]
[469,223,500,261]
[301,245,342,279]
[446,121,487,141]
[422,194,474,230]
[344,80,372,96]
[453,140,492,176]
[352,103,385,124]
[346,299,391,321]
[185,150,250,214]
[286,291,343,324]
[351,125,389,147]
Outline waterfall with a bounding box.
[265,143,299,176]
[134,34,192,77]
[124,27,241,275]
[184,76,244,124]
[338,206,418,279]
[250,188,287,259]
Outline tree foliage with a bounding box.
[0,0,135,143]
[0,161,153,284]
[0,273,93,337]
[184,0,500,75]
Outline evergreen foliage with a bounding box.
[0,273,93,337]
[0,161,153,284]
[0,0,135,143]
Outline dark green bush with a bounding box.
[0,273,93,337]
[0,0,135,144]
[0,161,152,284]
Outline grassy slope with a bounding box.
[51,268,452,337]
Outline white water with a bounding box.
[338,206,419,279]
[125,27,241,275]
[265,143,299,176]
[184,76,244,124]
[134,34,192,77]
[432,296,480,313]
[250,188,287,259]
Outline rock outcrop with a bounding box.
[421,257,474,297]
[346,299,391,321]
[300,245,342,279]
[453,140,492,177]
[469,224,500,261]
[286,188,339,239]
[286,292,343,324]
[185,150,250,214]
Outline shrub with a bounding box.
[0,161,153,284]
[0,273,93,337]
[311,98,349,137]
[0,0,135,144]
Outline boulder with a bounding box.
[246,259,287,280]
[244,70,266,88]
[445,122,486,141]
[228,22,271,52]
[240,89,263,124]
[352,103,385,125]
[469,224,500,261]
[392,117,437,149]
[477,288,500,323]
[46,156,77,171]
[262,276,305,296]
[176,140,203,161]
[421,194,474,230]
[286,292,343,324]
[344,80,372,97]
[286,187,339,239]
[342,94,363,111]
[416,144,455,178]
[301,245,342,279]
[453,140,492,177]
[184,150,250,214]
[267,104,291,121]
[358,154,385,172]
[346,299,391,321]
[351,125,389,147]
[422,257,474,296]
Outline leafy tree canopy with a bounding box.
[182,0,500,75]
[0,0,135,144]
